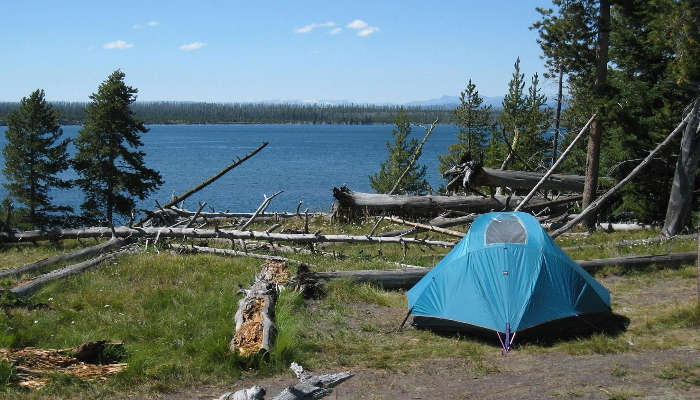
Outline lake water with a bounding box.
[0,124,461,218]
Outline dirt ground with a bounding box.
[156,273,699,400]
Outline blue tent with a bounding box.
[407,212,610,351]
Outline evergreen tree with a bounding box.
[2,89,71,228]
[73,70,163,225]
[437,79,493,174]
[485,58,552,171]
[369,109,429,195]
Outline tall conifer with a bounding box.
[73,70,163,225]
[2,89,71,228]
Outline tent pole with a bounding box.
[395,307,413,332]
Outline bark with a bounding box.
[306,252,697,289]
[0,226,456,248]
[11,244,133,296]
[582,0,610,230]
[662,98,700,236]
[135,142,268,226]
[0,237,129,280]
[550,111,694,239]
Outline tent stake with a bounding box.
[396,307,413,332]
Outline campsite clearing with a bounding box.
[0,218,697,399]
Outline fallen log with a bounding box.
[333,186,581,218]
[464,165,586,192]
[0,238,128,280]
[240,190,284,230]
[230,260,290,356]
[306,252,697,289]
[0,226,456,248]
[11,243,134,296]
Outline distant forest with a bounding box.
[0,101,460,125]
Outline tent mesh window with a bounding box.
[484,215,527,244]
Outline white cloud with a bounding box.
[357,26,379,37]
[179,41,206,51]
[133,20,159,29]
[329,27,342,35]
[294,21,335,34]
[346,19,368,30]
[103,40,133,50]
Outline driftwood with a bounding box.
[240,191,284,230]
[306,252,697,289]
[0,237,128,280]
[230,260,290,356]
[551,110,694,238]
[218,363,353,400]
[135,142,269,226]
[0,226,455,248]
[11,242,134,296]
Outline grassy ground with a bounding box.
[0,217,697,399]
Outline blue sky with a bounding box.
[1,1,555,103]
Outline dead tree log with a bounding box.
[0,226,455,248]
[306,252,697,289]
[0,237,128,280]
[240,190,284,230]
[11,243,134,296]
[230,260,290,356]
[443,161,593,194]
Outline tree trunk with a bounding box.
[553,67,564,165]
[661,98,700,236]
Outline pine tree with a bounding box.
[2,89,71,228]
[73,70,163,225]
[437,79,493,174]
[486,58,552,171]
[369,109,429,195]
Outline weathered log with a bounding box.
[230,260,290,356]
[11,243,134,296]
[0,238,128,280]
[464,166,587,192]
[135,142,269,226]
[334,187,581,218]
[0,226,455,248]
[551,110,694,238]
[217,386,265,400]
[384,216,465,238]
[307,252,697,289]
